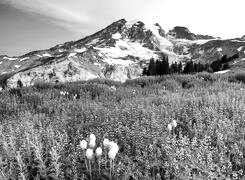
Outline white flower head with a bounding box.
[108,141,115,150]
[108,149,117,160]
[80,140,87,150]
[95,147,103,158]
[103,138,110,148]
[109,141,119,153]
[89,139,96,148]
[167,123,172,132]
[86,148,94,160]
[89,133,96,141]
[172,120,177,128]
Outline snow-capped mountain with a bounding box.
[0,19,245,88]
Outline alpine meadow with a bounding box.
[1,0,245,179]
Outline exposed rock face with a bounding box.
[167,26,215,40]
[168,26,197,40]
[0,19,245,88]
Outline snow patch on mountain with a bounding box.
[74,48,87,53]
[87,39,99,45]
[42,53,52,57]
[237,46,244,51]
[15,65,21,69]
[214,69,230,74]
[112,33,122,40]
[20,57,30,62]
[144,23,173,49]
[103,59,134,66]
[68,53,77,58]
[125,19,140,29]
[217,48,222,52]
[3,56,18,61]
[96,39,158,60]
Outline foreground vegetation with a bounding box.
[1,72,245,180]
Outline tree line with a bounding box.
[143,53,239,76]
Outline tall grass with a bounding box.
[0,73,245,179]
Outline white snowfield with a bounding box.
[112,33,122,40]
[15,65,21,69]
[125,19,139,29]
[103,58,134,66]
[214,69,230,74]
[87,39,99,45]
[42,53,52,57]
[3,56,18,61]
[237,46,243,51]
[74,48,87,53]
[0,61,2,64]
[37,55,42,57]
[95,39,158,61]
[144,23,173,48]
[20,57,30,62]
[68,53,77,58]
[217,48,222,52]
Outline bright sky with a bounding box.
[0,0,244,56]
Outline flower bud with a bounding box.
[89,139,96,148]
[108,149,117,160]
[103,138,110,148]
[167,123,172,132]
[90,134,96,141]
[95,147,103,158]
[80,140,87,150]
[172,120,177,128]
[86,148,93,160]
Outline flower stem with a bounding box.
[98,159,101,175]
[110,160,112,180]
[112,160,114,175]
[89,160,92,180]
[84,150,88,171]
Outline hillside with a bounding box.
[0,19,245,88]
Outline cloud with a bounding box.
[1,0,245,38]
[1,0,167,34]
[1,0,92,34]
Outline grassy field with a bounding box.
[1,72,245,180]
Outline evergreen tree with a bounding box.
[177,62,183,73]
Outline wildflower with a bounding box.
[103,138,110,148]
[109,141,116,150]
[108,149,117,160]
[95,147,103,158]
[89,133,96,141]
[110,142,119,153]
[172,120,177,128]
[96,147,103,176]
[89,139,96,148]
[86,148,94,160]
[167,123,172,132]
[80,140,87,150]
[110,86,116,91]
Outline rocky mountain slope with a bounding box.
[0,19,245,88]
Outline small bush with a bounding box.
[162,79,180,91]
[234,72,245,83]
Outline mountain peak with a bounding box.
[0,19,245,88]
